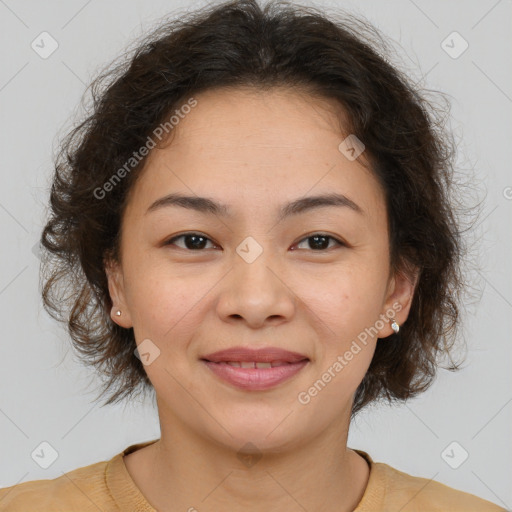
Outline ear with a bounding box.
[377,264,419,338]
[104,257,133,328]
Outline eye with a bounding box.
[164,232,345,252]
[294,233,345,251]
[164,232,217,251]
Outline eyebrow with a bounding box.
[145,192,364,221]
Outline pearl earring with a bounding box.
[115,310,122,316]
[391,320,400,334]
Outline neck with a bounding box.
[126,404,370,512]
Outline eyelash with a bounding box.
[164,232,346,252]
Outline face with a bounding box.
[106,87,416,453]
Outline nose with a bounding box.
[215,248,296,329]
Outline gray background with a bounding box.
[0,0,510,507]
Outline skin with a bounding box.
[105,86,417,512]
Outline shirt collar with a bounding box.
[105,440,386,511]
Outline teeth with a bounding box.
[222,361,291,368]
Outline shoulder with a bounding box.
[376,461,507,511]
[0,460,110,511]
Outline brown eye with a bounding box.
[164,232,345,252]
[165,233,216,251]
[294,233,344,251]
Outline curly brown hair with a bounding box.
[40,0,466,417]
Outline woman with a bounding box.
[0,0,505,510]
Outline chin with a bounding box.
[203,418,304,456]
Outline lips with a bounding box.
[200,346,310,391]
[201,346,309,364]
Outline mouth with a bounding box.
[203,360,305,368]
[201,346,309,364]
[200,346,310,391]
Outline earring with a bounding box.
[116,310,122,316]
[391,320,400,334]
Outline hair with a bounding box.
[40,0,467,417]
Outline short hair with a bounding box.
[40,0,466,417]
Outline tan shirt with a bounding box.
[0,439,506,511]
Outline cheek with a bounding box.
[298,272,382,398]
[123,259,203,343]
[294,263,387,335]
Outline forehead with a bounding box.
[127,87,386,224]
[168,86,351,151]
